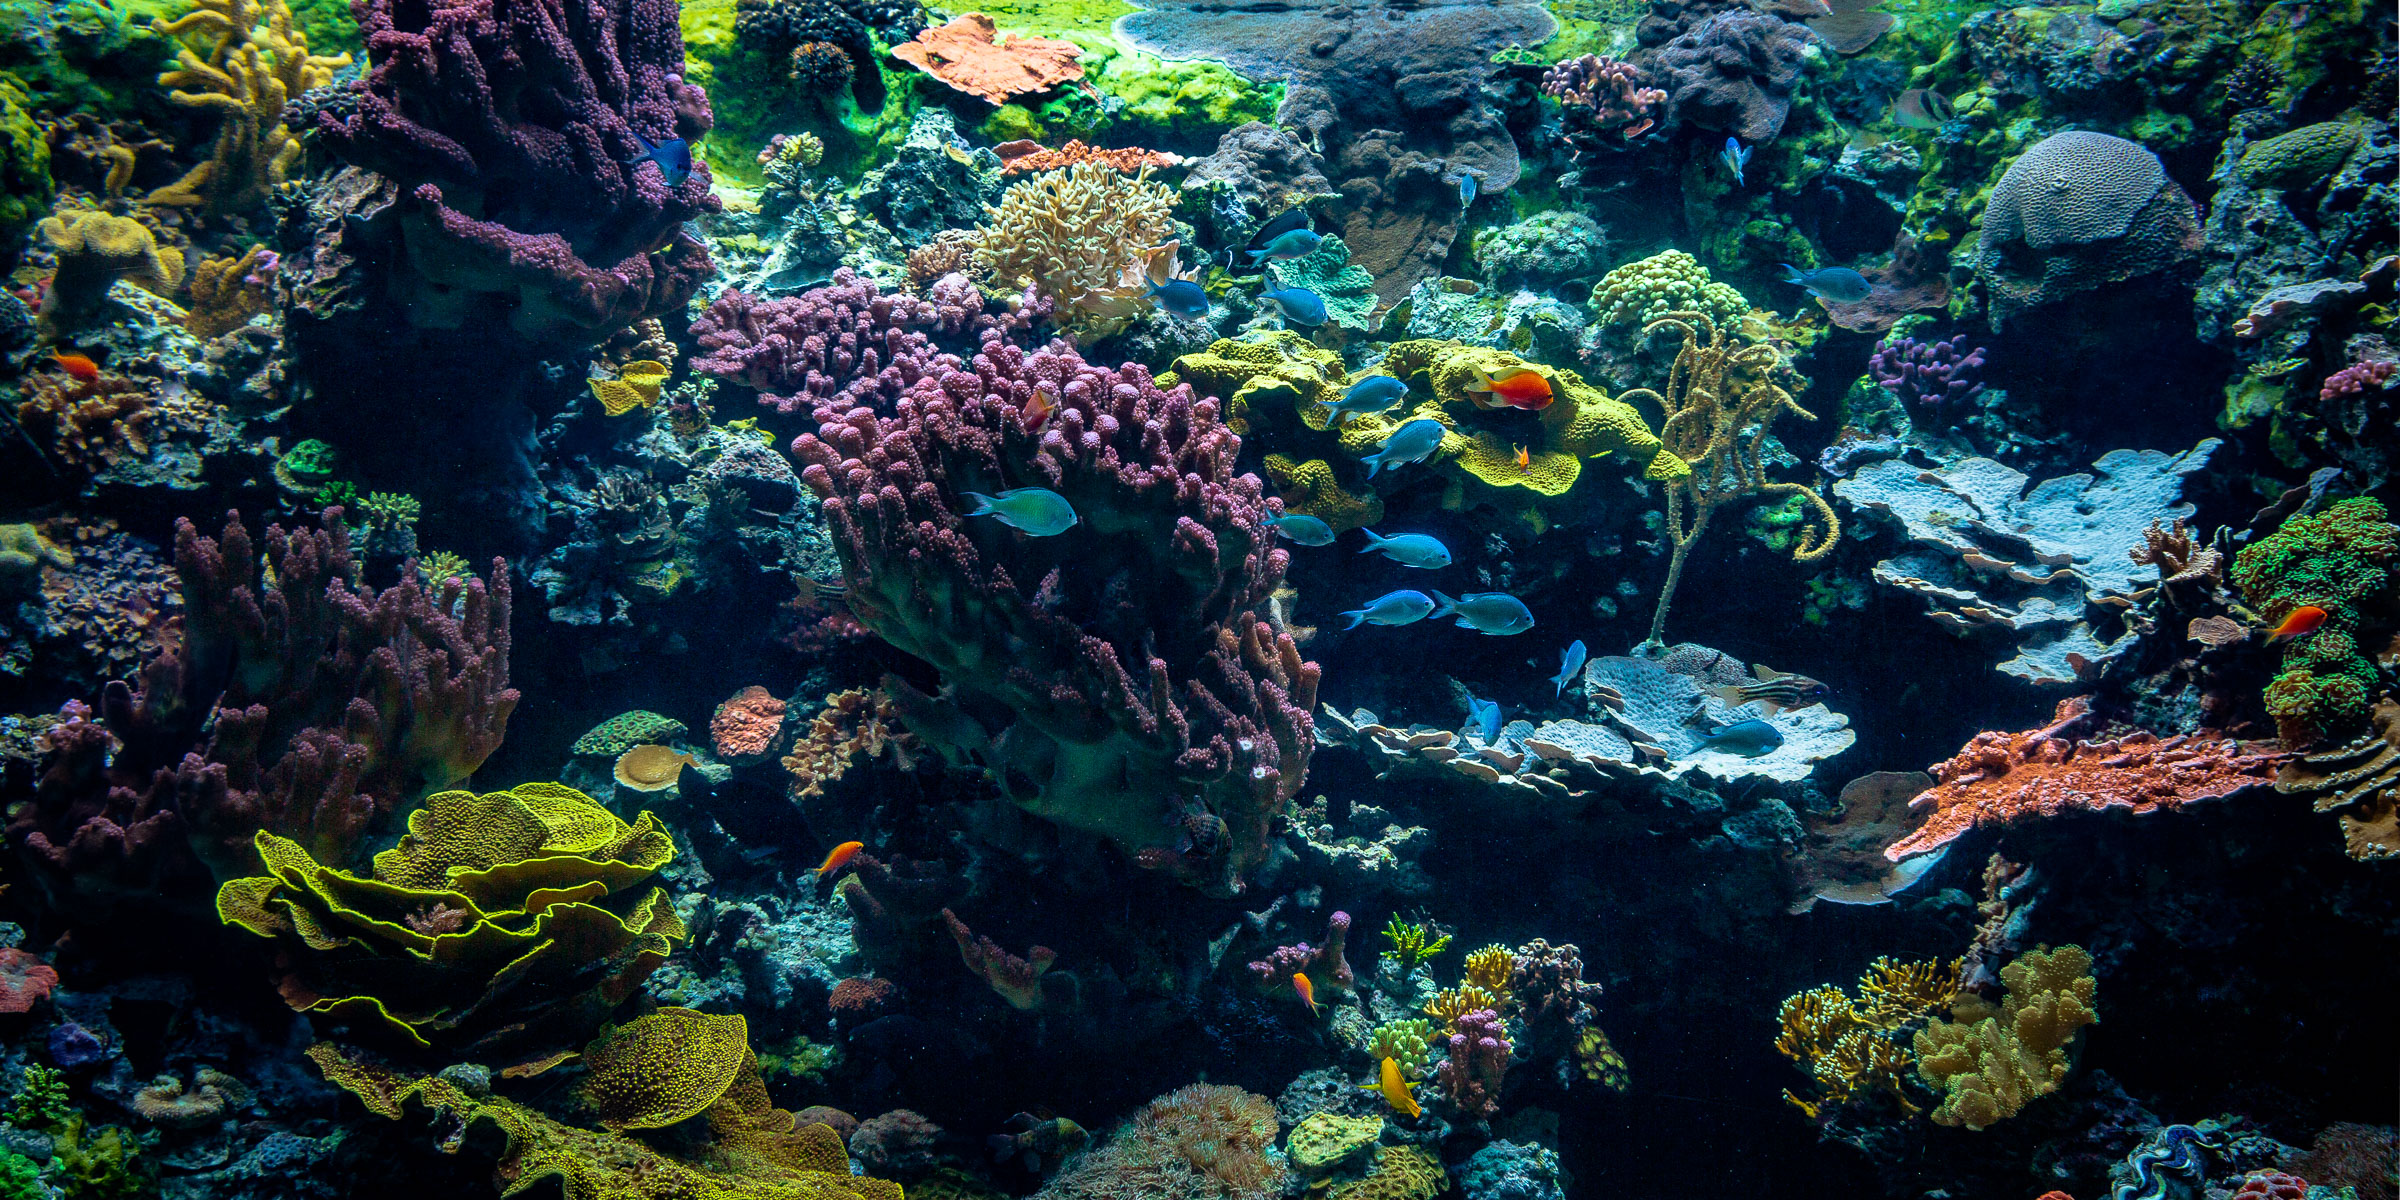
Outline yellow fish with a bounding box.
[1360,1056,1420,1118]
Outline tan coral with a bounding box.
[975,162,1178,341]
[183,245,277,337]
[146,0,350,216]
[781,688,911,800]
[35,208,185,321]
[2276,696,2400,860]
[1913,944,2097,1129]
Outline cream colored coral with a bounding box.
[1913,944,2097,1129]
[975,163,1178,341]
[147,0,350,215]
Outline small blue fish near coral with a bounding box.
[1340,589,1436,629]
[962,487,1079,536]
[1693,718,1784,757]
[1464,695,1502,744]
[1323,374,1410,425]
[1149,279,1212,319]
[1720,138,1752,187]
[1456,169,1480,208]
[1259,286,1328,327]
[1247,228,1324,264]
[623,129,693,186]
[1780,264,1875,304]
[1358,529,1452,569]
[1550,640,1588,696]
[1431,591,1535,635]
[1267,512,1337,546]
[1362,418,1448,477]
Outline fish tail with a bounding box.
[961,491,998,516]
[1358,529,1384,552]
[1429,591,1457,618]
[1464,366,1494,392]
[1779,263,1804,283]
[1340,610,1366,630]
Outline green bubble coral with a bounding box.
[2231,497,2398,746]
[1588,250,1750,332]
[1366,1018,1436,1078]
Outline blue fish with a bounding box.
[1323,374,1410,425]
[1357,529,1452,569]
[1361,418,1447,477]
[962,487,1079,536]
[1267,512,1336,546]
[1431,590,1535,636]
[1550,640,1587,696]
[1246,228,1324,264]
[1694,718,1784,757]
[1780,264,1875,304]
[1721,137,1752,187]
[1456,170,1480,208]
[1340,589,1436,630]
[1464,695,1502,744]
[1259,286,1328,327]
[1149,279,1212,319]
[624,129,693,186]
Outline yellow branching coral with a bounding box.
[1774,956,1959,1120]
[1857,956,1961,1026]
[579,1008,755,1131]
[1379,916,1452,972]
[976,162,1178,341]
[1620,312,1839,645]
[183,245,277,338]
[1462,945,1516,1000]
[1423,984,1497,1027]
[35,208,184,321]
[147,0,349,216]
[1913,945,2098,1130]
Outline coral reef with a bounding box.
[1914,945,2099,1130]
[145,0,349,216]
[974,162,1179,341]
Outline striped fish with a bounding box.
[1709,665,1829,716]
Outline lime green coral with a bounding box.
[2230,497,2398,747]
[579,1008,754,1131]
[1913,945,2097,1131]
[7,1065,73,1132]
[0,79,51,249]
[1366,1018,1436,1079]
[1287,1112,1383,1178]
[1589,250,1750,332]
[1379,916,1452,972]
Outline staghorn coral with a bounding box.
[976,163,1180,341]
[146,0,349,216]
[182,245,278,337]
[2230,497,2397,747]
[1620,313,1836,644]
[780,687,908,800]
[33,208,185,324]
[1774,955,1957,1119]
[1885,698,2287,860]
[891,13,1082,106]
[1913,945,2098,1130]
[1869,331,1987,415]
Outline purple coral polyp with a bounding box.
[1871,332,1989,412]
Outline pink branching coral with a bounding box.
[2321,358,2396,402]
[1437,1007,1511,1118]
[689,269,1037,416]
[941,908,1056,1010]
[1542,54,1666,140]
[1247,910,1353,995]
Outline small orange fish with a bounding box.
[814,840,865,881]
[2264,604,2328,645]
[1465,365,1553,410]
[1513,443,1531,472]
[1022,384,1057,431]
[51,352,99,382]
[1291,972,1318,1017]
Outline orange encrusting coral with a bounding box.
[891,13,1083,106]
[1884,698,2289,861]
[994,138,1183,175]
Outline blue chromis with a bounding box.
[1431,590,1535,635]
[1357,529,1452,569]
[1323,374,1410,425]
[1340,589,1436,630]
[1456,170,1480,208]
[625,129,693,186]
[1149,279,1212,318]
[1361,418,1448,477]
[1694,717,1785,757]
[962,487,1079,536]
[1464,695,1502,744]
[1247,228,1324,264]
[1720,137,1752,187]
[1259,286,1328,327]
[1267,512,1337,546]
[1780,264,1875,304]
[1550,640,1588,695]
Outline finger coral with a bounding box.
[1913,944,2098,1129]
[145,0,349,217]
[976,162,1180,341]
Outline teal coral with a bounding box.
[1268,234,1378,331]
[574,710,690,757]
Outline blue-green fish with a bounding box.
[624,129,693,186]
[1259,286,1327,327]
[1323,375,1409,425]
[1465,695,1502,743]
[1149,279,1211,318]
[1550,640,1587,696]
[1721,137,1752,187]
[1357,529,1451,569]
[1246,228,1324,264]
[1780,264,1874,304]
[1456,169,1480,208]
[962,487,1079,536]
[1431,590,1534,635]
[1694,718,1784,757]
[1362,418,1446,477]
[1340,589,1435,630]
[1267,512,1336,546]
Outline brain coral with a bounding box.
[1975,131,2200,328]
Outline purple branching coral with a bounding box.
[690,269,1039,416]
[1541,54,1666,142]
[792,334,1317,895]
[1247,911,1353,994]
[1871,332,1988,414]
[1438,1007,1511,1118]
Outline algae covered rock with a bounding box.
[1287,1111,1383,1178]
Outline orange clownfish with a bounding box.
[2264,604,2328,645]
[1291,972,1318,1017]
[814,840,865,881]
[1465,365,1554,411]
[1022,384,1058,431]
[51,352,100,383]
[1512,443,1532,473]
[1361,1056,1421,1118]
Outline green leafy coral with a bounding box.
[2230,497,2398,746]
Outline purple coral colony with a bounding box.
[0,0,2393,1190]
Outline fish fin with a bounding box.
[1753,663,1787,682]
[1778,263,1803,282]
[1708,684,1744,707]
[1464,366,1495,393]
[1429,591,1457,617]
[1358,528,1384,550]
[1340,611,1365,630]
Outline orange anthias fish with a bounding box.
[1360,1056,1421,1118]
[1465,365,1554,411]
[2264,604,2328,645]
[1291,972,1318,1017]
[814,840,865,881]
[1022,384,1058,431]
[50,352,100,382]
[1512,443,1532,473]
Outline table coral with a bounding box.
[2230,497,2397,746]
[145,0,349,217]
[892,13,1083,106]
[1913,944,2098,1130]
[1883,698,2288,861]
[975,162,1179,340]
